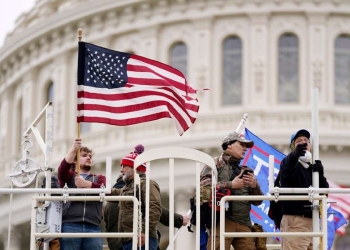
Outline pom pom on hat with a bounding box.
[134,144,144,154]
[121,144,147,172]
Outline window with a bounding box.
[278,33,299,103]
[222,36,242,105]
[334,35,350,104]
[170,42,187,77]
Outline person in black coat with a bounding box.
[279,129,329,250]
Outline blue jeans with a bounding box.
[122,237,158,250]
[200,226,208,250]
[60,222,103,250]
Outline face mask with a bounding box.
[299,151,312,165]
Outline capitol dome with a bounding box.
[1,0,350,249]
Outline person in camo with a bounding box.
[200,131,263,250]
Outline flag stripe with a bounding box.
[77,86,198,130]
[77,86,199,114]
[130,54,185,79]
[128,59,185,85]
[127,63,196,94]
[77,94,198,118]
[77,102,190,130]
[328,180,350,235]
[77,111,172,126]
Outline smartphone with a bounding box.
[240,169,253,178]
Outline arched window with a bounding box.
[334,35,350,104]
[170,42,187,77]
[222,36,242,105]
[278,33,299,103]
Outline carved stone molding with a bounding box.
[253,60,264,92]
[312,60,323,90]
[196,65,207,94]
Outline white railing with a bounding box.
[219,195,328,250]
[133,147,218,250]
[31,195,139,250]
[2,147,350,250]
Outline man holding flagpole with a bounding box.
[58,138,106,250]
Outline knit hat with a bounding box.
[121,144,146,173]
[222,132,254,148]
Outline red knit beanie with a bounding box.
[120,144,146,173]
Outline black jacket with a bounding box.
[279,153,329,218]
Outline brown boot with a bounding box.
[251,223,267,250]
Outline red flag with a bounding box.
[77,42,199,135]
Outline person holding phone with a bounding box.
[200,131,263,250]
[279,129,329,250]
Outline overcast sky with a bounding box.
[0,0,37,48]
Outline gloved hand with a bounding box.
[292,143,307,158]
[312,160,324,176]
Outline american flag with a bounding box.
[328,181,350,234]
[77,42,199,135]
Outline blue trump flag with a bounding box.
[327,204,347,249]
[241,128,347,249]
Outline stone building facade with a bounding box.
[1,0,350,249]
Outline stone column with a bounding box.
[307,13,328,105]
[248,13,269,106]
[191,18,213,110]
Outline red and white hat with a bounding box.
[120,144,146,173]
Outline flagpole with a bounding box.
[235,113,248,133]
[312,87,320,249]
[76,28,83,176]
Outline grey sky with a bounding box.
[0,0,36,48]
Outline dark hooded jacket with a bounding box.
[279,152,329,218]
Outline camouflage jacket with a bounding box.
[200,152,263,227]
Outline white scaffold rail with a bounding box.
[30,196,139,250]
[268,154,350,194]
[3,145,350,250]
[1,156,112,195]
[219,195,328,250]
[134,146,218,250]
